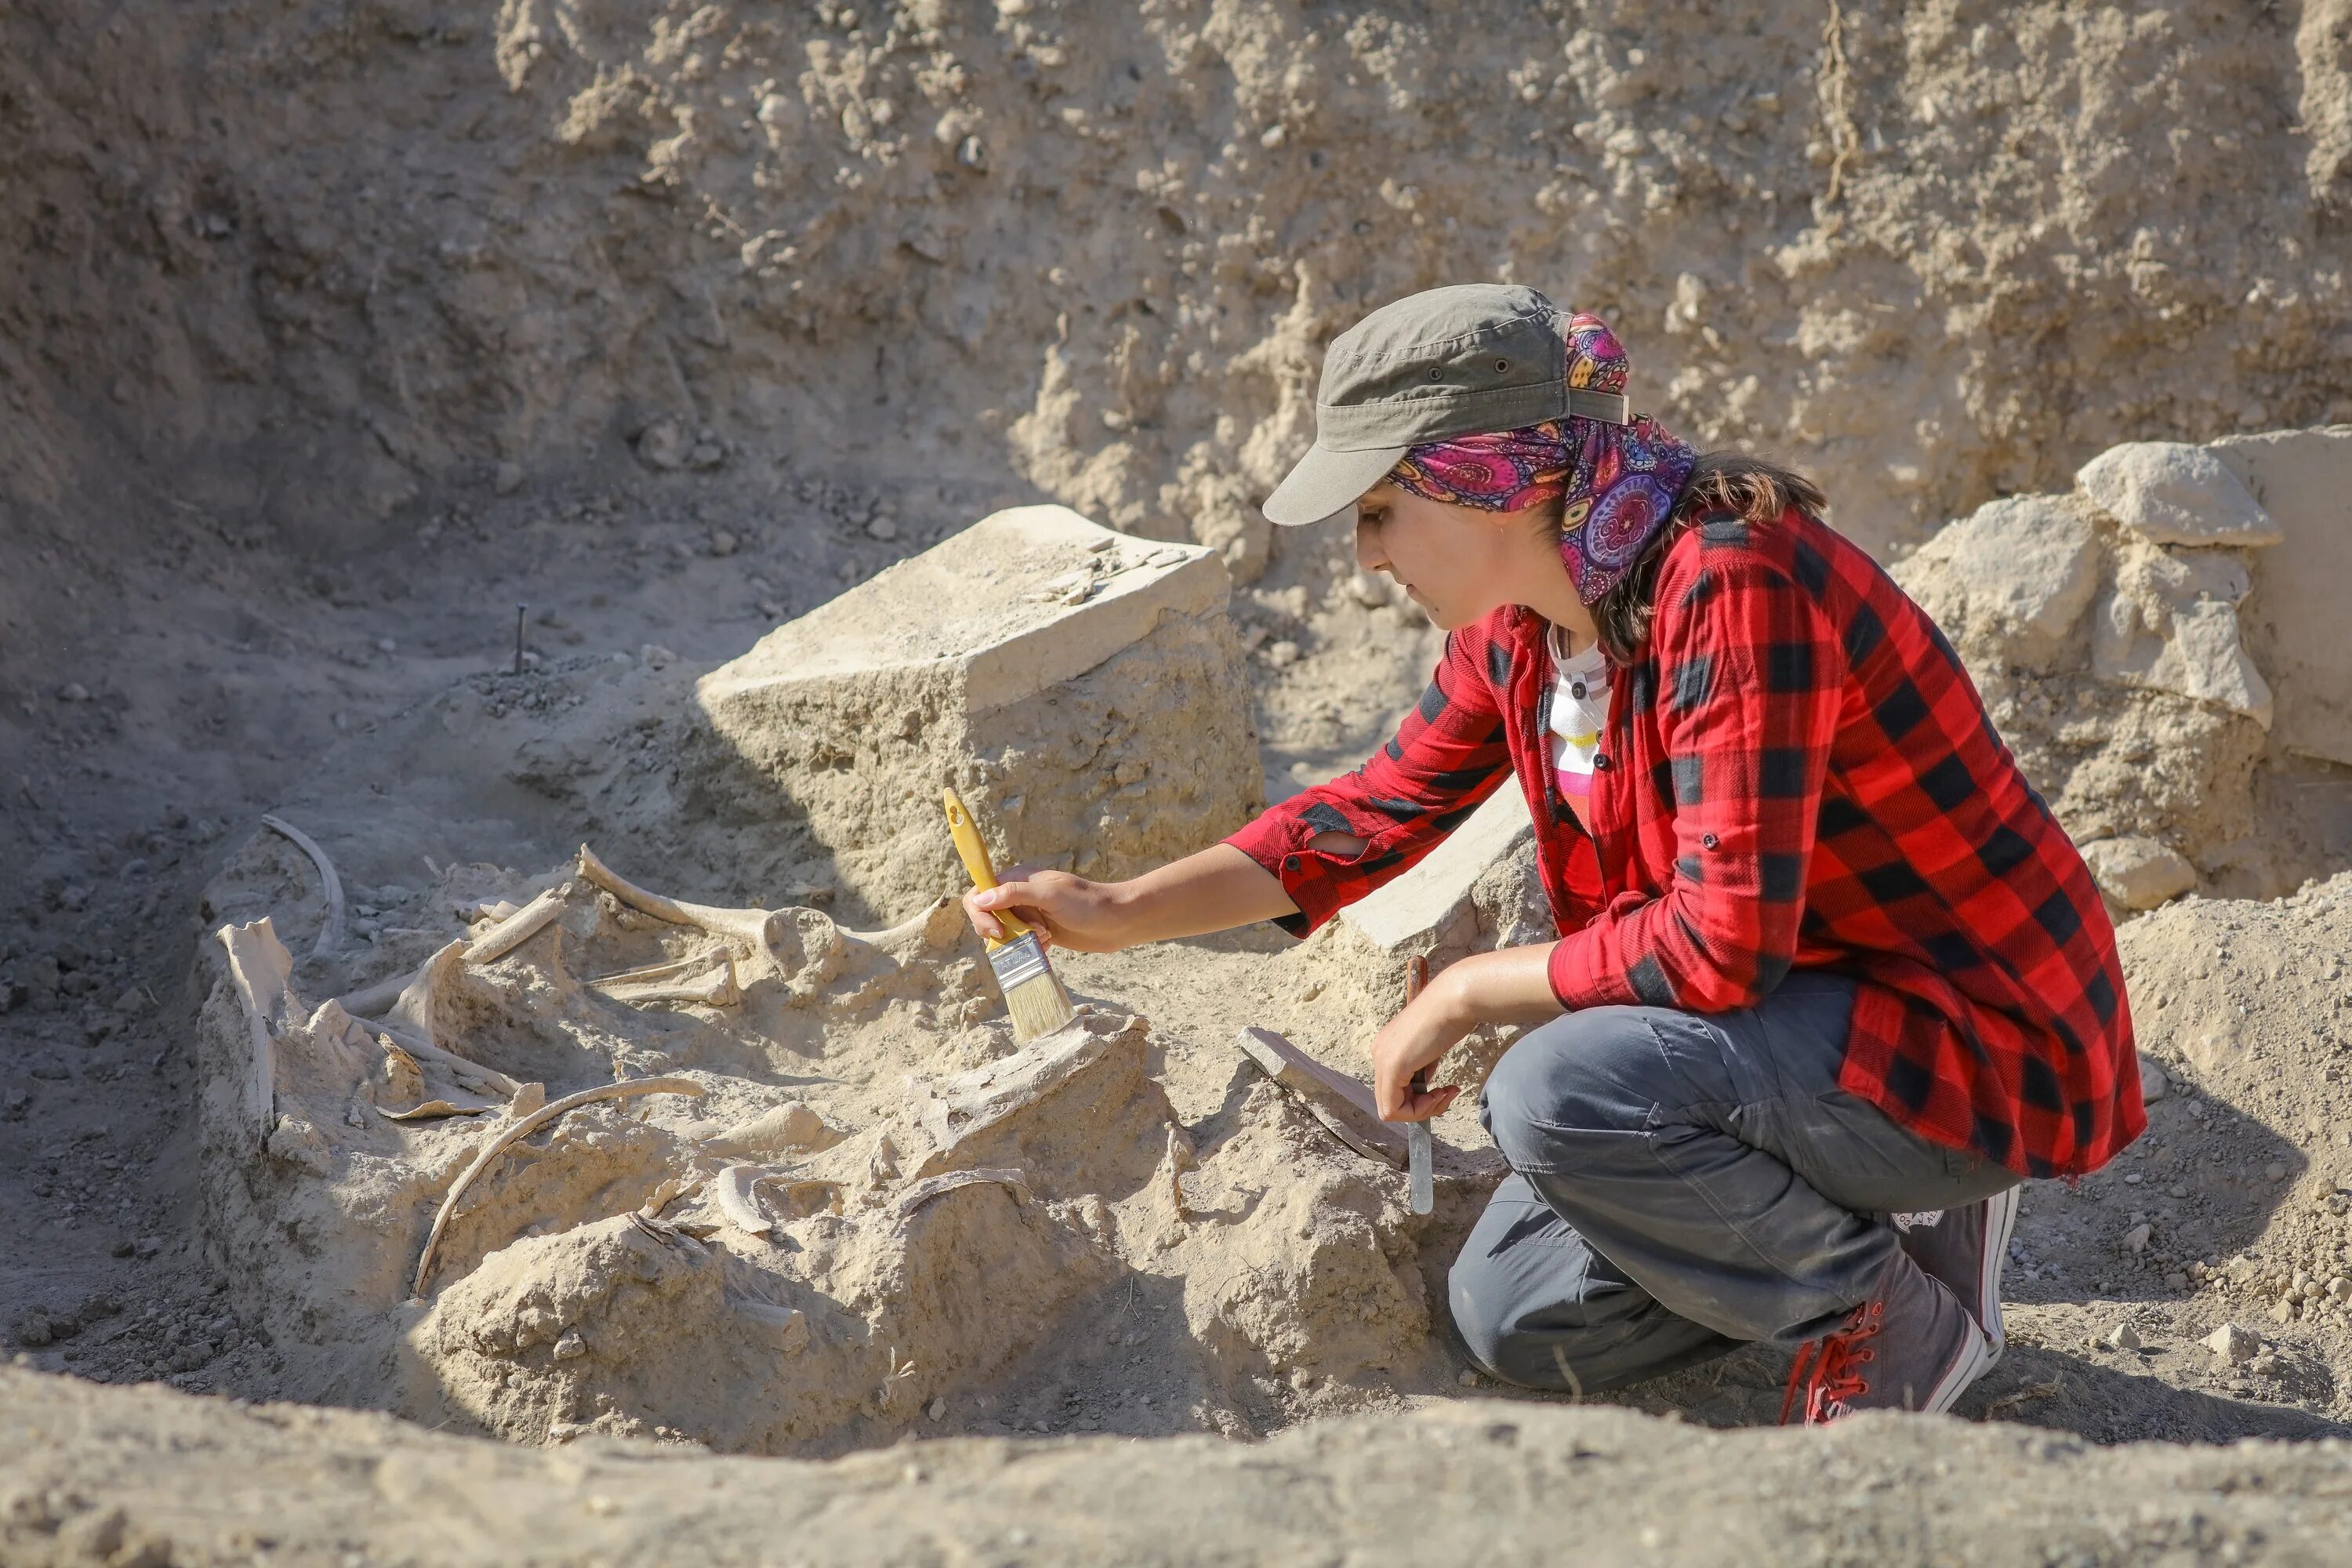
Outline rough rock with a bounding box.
[2091,534,2272,728]
[2205,1322,2260,1363]
[2212,426,2352,768]
[1893,495,2100,670]
[2079,837,2198,912]
[2075,442,2283,548]
[687,506,1263,921]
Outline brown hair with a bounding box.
[1579,452,1829,663]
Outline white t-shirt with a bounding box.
[1548,623,1610,830]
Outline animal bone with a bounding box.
[839,896,964,956]
[713,1164,775,1237]
[260,814,346,959]
[902,1015,1112,1177]
[636,1172,702,1220]
[698,1101,844,1161]
[587,953,741,1008]
[379,1100,493,1122]
[463,887,567,965]
[1164,1125,1197,1219]
[349,939,519,1096]
[895,1167,1030,1219]
[410,1074,706,1298]
[217,918,299,1145]
[575,845,787,950]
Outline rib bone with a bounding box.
[575,846,786,949]
[260,814,346,959]
[589,953,741,1008]
[410,1075,706,1298]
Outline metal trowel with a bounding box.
[1404,954,1434,1215]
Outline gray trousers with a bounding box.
[1448,972,2018,1394]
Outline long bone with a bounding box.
[347,938,519,1096]
[410,1075,706,1299]
[463,886,567,965]
[260,814,346,958]
[575,846,786,949]
[589,953,741,1008]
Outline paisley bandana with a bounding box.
[1388,312,1697,605]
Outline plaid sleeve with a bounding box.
[1548,541,1842,1011]
[1225,626,1513,935]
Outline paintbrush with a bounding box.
[942,787,1077,1042]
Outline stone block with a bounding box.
[1335,786,1551,964]
[2211,427,2352,767]
[2092,535,2272,727]
[2075,441,2282,547]
[2078,836,2198,912]
[689,506,1263,922]
[1893,495,2100,670]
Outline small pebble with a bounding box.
[2103,1323,2141,1352]
[1265,640,1301,669]
[1457,1368,1479,1388]
[927,1397,946,1421]
[2122,1223,2151,1254]
[866,515,899,542]
[710,529,739,557]
[57,682,91,702]
[376,637,397,655]
[2266,1162,2289,1182]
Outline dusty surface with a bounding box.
[9,0,2352,1558]
[15,1367,2352,1568]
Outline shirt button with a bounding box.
[1702,833,1720,850]
[1592,753,1610,770]
[1284,855,1301,871]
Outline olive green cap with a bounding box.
[1262,284,1630,526]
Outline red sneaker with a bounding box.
[1780,1254,1994,1425]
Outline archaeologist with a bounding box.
[964,284,2141,1423]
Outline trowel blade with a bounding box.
[1407,1121,1433,1214]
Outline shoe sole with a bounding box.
[1975,1185,2022,1368]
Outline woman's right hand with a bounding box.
[963,868,1135,953]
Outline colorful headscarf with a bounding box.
[1388,312,1696,605]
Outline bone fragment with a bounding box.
[336,957,431,1020]
[894,1167,1029,1219]
[379,1039,425,1105]
[699,1101,844,1161]
[588,953,741,1008]
[260,814,346,959]
[463,887,566,965]
[347,939,520,1096]
[713,1164,775,1237]
[839,896,963,955]
[1233,1025,1407,1171]
[470,899,521,923]
[733,1299,809,1350]
[379,1100,494,1122]
[216,919,297,1145]
[410,1074,706,1298]
[902,1017,1114,1178]
[575,845,787,949]
[1165,1124,1197,1218]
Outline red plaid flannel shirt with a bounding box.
[1229,503,2142,1178]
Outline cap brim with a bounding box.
[1262,442,1407,526]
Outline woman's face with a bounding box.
[1353,480,1534,631]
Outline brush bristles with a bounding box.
[987,931,1076,1041]
[1003,967,1077,1042]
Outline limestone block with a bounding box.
[1892,495,2100,670]
[2075,441,2283,547]
[2078,836,2198,912]
[688,506,1263,922]
[2092,535,2273,728]
[1336,786,1551,965]
[2210,427,2352,767]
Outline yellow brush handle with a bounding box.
[942,788,1033,942]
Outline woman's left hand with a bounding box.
[1369,968,1470,1123]
[1368,943,1570,1122]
